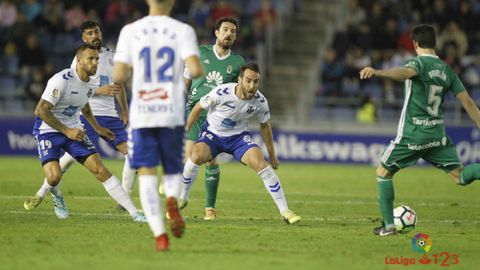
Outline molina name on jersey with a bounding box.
[199,83,270,137]
[33,68,94,135]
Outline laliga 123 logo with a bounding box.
[412,233,432,254]
[384,233,460,266]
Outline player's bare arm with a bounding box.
[184,55,203,79]
[115,82,129,126]
[112,62,132,84]
[359,67,417,81]
[457,91,480,128]
[94,84,121,96]
[81,103,115,140]
[34,98,85,141]
[260,121,279,170]
[185,102,204,131]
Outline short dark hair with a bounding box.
[76,43,98,58]
[80,20,100,34]
[411,24,436,49]
[215,16,238,31]
[239,62,260,77]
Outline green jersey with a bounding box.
[396,54,465,141]
[186,45,245,116]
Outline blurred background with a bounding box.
[1,0,480,164]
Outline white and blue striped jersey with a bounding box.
[114,15,200,128]
[71,47,117,117]
[199,83,270,137]
[33,67,94,135]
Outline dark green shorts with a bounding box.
[380,136,461,174]
[186,116,207,141]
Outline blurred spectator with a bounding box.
[0,40,19,75]
[438,21,469,58]
[21,0,42,23]
[64,3,87,32]
[463,55,480,91]
[188,0,211,41]
[356,95,376,124]
[0,0,18,28]
[252,0,277,42]
[210,0,237,24]
[320,47,344,97]
[25,67,46,102]
[18,33,46,69]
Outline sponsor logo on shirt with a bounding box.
[139,88,170,101]
[206,70,223,86]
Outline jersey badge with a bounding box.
[87,88,93,98]
[246,105,254,114]
[227,65,232,74]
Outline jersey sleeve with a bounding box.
[404,57,421,76]
[449,70,466,95]
[113,24,132,64]
[179,25,200,60]
[255,93,270,123]
[41,74,66,106]
[199,88,220,109]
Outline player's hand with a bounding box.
[65,128,85,142]
[95,85,121,96]
[96,126,115,141]
[270,156,280,170]
[359,67,376,80]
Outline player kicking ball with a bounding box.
[179,62,301,224]
[24,44,146,223]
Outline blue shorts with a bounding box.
[128,127,184,174]
[80,115,127,149]
[35,132,97,166]
[197,128,258,161]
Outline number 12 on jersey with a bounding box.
[139,46,175,83]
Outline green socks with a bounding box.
[460,164,480,185]
[205,165,220,208]
[377,176,395,227]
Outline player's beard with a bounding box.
[91,39,102,49]
[218,38,233,50]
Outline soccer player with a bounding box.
[34,20,137,210]
[179,62,301,224]
[113,0,203,251]
[182,16,245,220]
[359,24,480,236]
[24,44,146,223]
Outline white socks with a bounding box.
[102,175,137,216]
[38,153,76,198]
[163,174,182,199]
[258,166,288,213]
[59,152,76,174]
[139,175,166,237]
[36,179,55,198]
[122,155,136,195]
[179,158,200,201]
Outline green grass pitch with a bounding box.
[1,156,479,269]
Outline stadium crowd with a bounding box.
[318,0,480,123]
[0,0,281,114]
